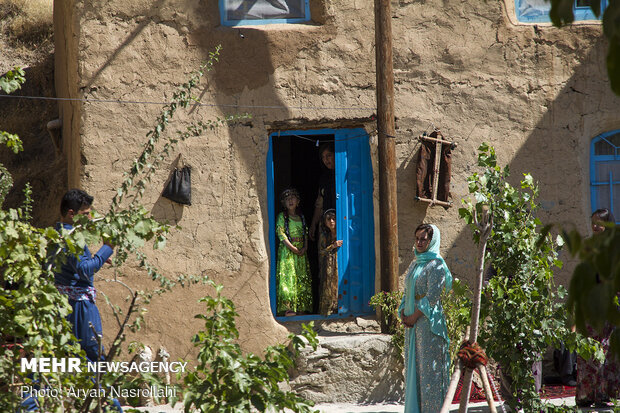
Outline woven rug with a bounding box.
[451,373,576,403]
[452,372,500,403]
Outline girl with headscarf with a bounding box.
[275,188,312,316]
[399,223,453,413]
[318,209,342,316]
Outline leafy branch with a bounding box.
[180,281,319,413]
[0,48,253,412]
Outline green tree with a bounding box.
[181,282,318,413]
[548,0,620,95]
[459,144,600,412]
[0,66,25,204]
[1,47,315,412]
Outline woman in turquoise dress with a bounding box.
[276,188,313,316]
[399,223,453,413]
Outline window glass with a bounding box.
[515,0,604,22]
[516,0,551,22]
[594,133,620,155]
[222,0,309,25]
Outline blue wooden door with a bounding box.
[335,128,375,315]
[267,128,375,320]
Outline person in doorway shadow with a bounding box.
[309,143,336,241]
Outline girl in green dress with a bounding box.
[276,188,313,316]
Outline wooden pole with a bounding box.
[440,360,463,413]
[458,205,493,413]
[375,0,399,333]
[479,365,498,413]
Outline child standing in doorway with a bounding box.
[318,209,342,316]
[276,188,313,316]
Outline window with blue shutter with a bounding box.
[590,130,620,223]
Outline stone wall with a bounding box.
[53,0,620,360]
[290,333,405,404]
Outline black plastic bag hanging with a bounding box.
[162,161,191,205]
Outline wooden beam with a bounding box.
[414,196,452,208]
[375,0,399,333]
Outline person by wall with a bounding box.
[575,208,619,407]
[309,144,336,241]
[54,189,114,362]
[52,188,122,412]
[399,223,453,412]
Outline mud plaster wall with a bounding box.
[58,0,620,358]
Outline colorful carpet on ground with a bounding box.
[451,373,576,403]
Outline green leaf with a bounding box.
[549,0,576,26]
[606,34,620,95]
[522,173,534,188]
[0,67,26,94]
[603,0,620,40]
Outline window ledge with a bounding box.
[219,22,322,31]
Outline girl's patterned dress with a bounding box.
[576,323,620,405]
[318,230,339,316]
[275,212,312,314]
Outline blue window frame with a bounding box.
[266,128,375,321]
[220,0,311,26]
[590,130,620,223]
[515,0,606,23]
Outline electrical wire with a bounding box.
[0,93,376,112]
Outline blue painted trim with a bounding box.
[267,136,277,316]
[335,133,348,314]
[220,0,311,27]
[359,129,374,313]
[515,0,605,23]
[590,129,620,223]
[610,170,615,219]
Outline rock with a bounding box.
[291,333,404,404]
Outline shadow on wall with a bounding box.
[81,0,168,90]
[443,36,620,287]
[190,25,292,304]
[0,54,67,227]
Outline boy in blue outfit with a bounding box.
[20,189,121,412]
[54,188,114,363]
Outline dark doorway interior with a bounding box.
[272,133,335,314]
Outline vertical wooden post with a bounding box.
[375,0,399,332]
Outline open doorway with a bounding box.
[267,127,375,321]
[271,133,334,314]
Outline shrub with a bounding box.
[459,143,600,412]
[180,281,318,413]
